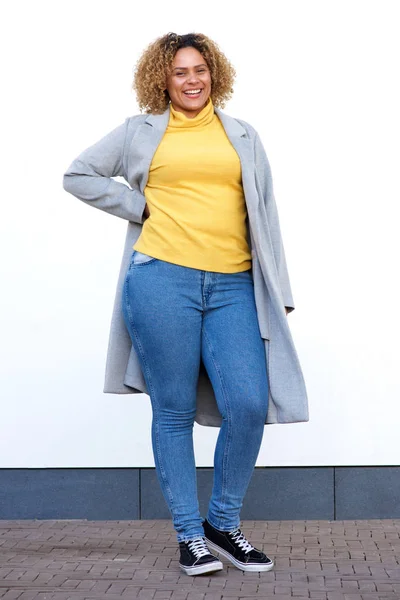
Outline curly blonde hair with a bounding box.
[132,32,236,114]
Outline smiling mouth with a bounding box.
[183,89,202,96]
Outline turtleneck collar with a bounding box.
[168,96,214,129]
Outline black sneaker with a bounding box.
[203,518,274,572]
[178,537,224,576]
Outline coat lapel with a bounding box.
[128,110,170,193]
[215,108,259,210]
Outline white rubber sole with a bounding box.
[179,558,224,576]
[205,538,274,572]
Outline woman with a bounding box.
[63,32,309,576]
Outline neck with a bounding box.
[170,99,209,119]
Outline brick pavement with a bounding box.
[0,519,399,599]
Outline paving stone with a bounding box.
[0,519,400,598]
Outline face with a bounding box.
[165,47,212,118]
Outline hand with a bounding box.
[285,307,289,316]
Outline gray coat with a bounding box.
[63,105,309,426]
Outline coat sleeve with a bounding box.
[253,131,295,313]
[62,117,147,224]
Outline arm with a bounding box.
[62,117,147,224]
[254,131,295,314]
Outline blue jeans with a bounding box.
[122,250,269,543]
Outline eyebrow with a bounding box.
[172,64,208,71]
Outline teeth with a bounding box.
[184,89,201,95]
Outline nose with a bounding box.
[186,72,200,84]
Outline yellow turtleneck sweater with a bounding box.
[133,96,252,273]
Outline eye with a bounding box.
[175,69,207,76]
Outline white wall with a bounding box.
[1,0,399,467]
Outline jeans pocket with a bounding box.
[131,250,157,266]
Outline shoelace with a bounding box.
[229,528,255,553]
[187,537,211,559]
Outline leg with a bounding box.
[201,269,269,531]
[122,253,204,542]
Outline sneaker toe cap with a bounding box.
[247,549,273,564]
[197,554,220,565]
